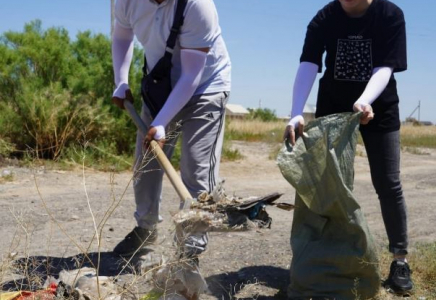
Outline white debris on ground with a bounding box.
[139,254,208,300]
[137,252,167,281]
[44,267,121,300]
[152,261,208,300]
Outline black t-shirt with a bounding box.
[300,0,407,132]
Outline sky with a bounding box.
[1,0,435,123]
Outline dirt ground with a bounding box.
[0,141,435,299]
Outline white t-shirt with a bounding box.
[115,0,231,94]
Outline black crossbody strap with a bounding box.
[143,0,188,74]
[166,0,188,53]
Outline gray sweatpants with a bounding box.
[133,92,229,234]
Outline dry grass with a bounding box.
[226,119,285,143]
[226,120,436,150]
[400,125,436,148]
[375,244,436,299]
[227,119,286,135]
[409,243,436,296]
[401,124,436,136]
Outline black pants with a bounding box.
[361,129,408,255]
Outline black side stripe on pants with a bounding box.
[208,93,226,193]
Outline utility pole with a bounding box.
[407,100,421,123]
[111,0,115,37]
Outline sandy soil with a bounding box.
[0,141,435,299]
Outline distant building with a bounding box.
[226,103,317,122]
[303,103,316,122]
[404,118,434,126]
[420,121,434,126]
[278,103,317,122]
[226,104,249,119]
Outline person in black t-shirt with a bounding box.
[284,0,413,295]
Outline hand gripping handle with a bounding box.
[124,101,193,208]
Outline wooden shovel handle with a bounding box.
[149,140,192,202]
[124,101,192,203]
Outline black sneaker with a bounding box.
[384,260,413,294]
[113,227,157,256]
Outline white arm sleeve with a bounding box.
[287,62,318,128]
[355,66,393,106]
[112,22,134,98]
[150,49,207,139]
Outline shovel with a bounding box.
[123,100,194,210]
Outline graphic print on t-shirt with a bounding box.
[334,38,373,82]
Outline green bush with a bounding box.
[0,20,142,163]
[221,144,243,161]
[7,83,114,159]
[0,139,15,158]
[247,107,278,122]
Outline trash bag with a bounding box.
[277,113,380,300]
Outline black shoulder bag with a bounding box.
[141,0,188,118]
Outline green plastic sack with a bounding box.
[277,113,380,299]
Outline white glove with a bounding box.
[153,125,166,141]
[287,115,304,129]
[112,82,130,99]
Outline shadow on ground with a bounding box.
[1,249,152,291]
[206,265,289,300]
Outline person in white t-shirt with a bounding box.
[111,0,231,259]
